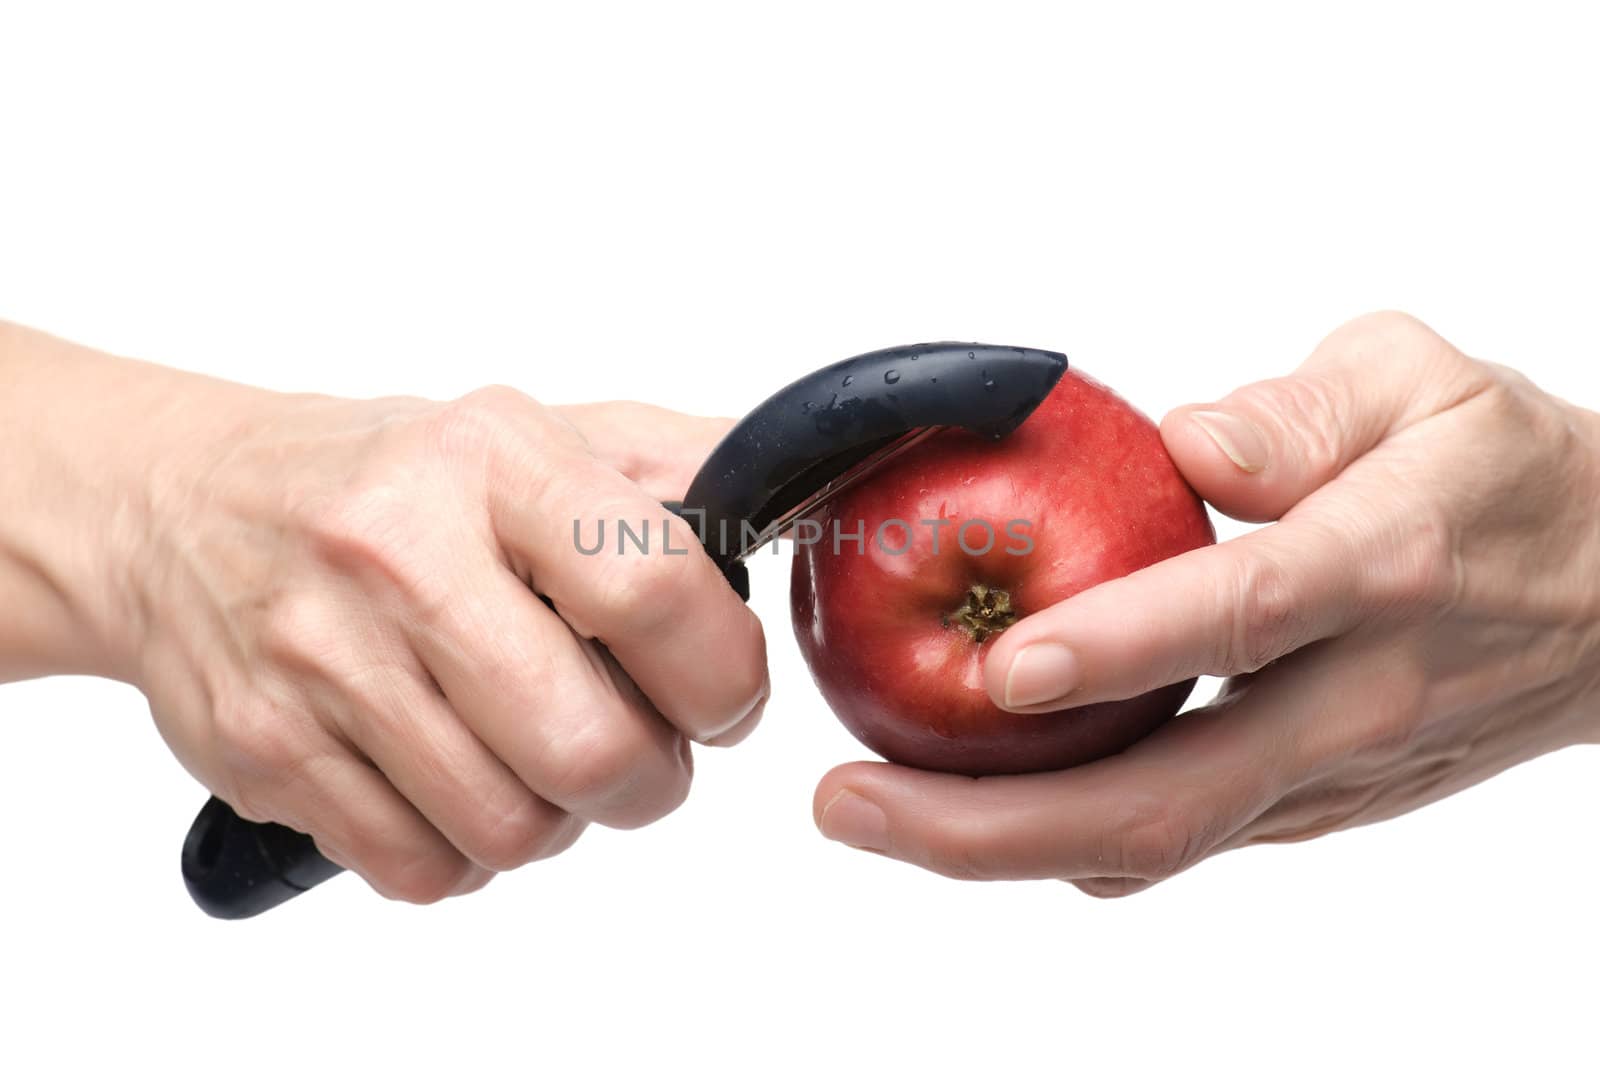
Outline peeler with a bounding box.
[180,341,1069,918]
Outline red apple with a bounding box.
[790,367,1215,775]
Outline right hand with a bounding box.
[129,385,768,903]
[812,312,1600,895]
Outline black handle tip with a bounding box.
[182,797,343,919]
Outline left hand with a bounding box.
[812,311,1600,896]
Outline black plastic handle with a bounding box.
[181,340,1066,918]
[181,797,342,919]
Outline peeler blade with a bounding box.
[733,426,944,560]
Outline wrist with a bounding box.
[0,323,275,684]
[0,325,137,679]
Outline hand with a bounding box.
[122,379,765,903]
[813,311,1600,895]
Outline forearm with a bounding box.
[0,322,252,683]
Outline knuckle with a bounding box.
[257,593,346,673]
[212,700,332,826]
[924,820,1007,882]
[372,852,474,906]
[1353,309,1438,346]
[543,720,659,814]
[301,489,452,621]
[591,552,697,635]
[1455,373,1589,508]
[1313,311,1460,376]
[464,797,567,872]
[446,386,583,453]
[1346,310,1447,358]
[423,391,516,457]
[304,487,418,576]
[600,399,652,423]
[1365,504,1462,617]
[1220,550,1305,675]
[460,383,535,412]
[1474,368,1560,446]
[1110,799,1198,881]
[1477,359,1537,395]
[1471,370,1533,423]
[215,697,305,783]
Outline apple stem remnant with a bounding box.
[945,584,1017,644]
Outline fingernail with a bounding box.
[818,789,889,853]
[1002,642,1082,709]
[1189,410,1268,474]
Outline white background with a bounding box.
[3,2,1598,1062]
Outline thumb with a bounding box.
[1160,311,1478,523]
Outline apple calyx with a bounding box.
[945,583,1017,644]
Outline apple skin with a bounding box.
[790,367,1216,776]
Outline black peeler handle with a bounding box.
[181,341,1065,918]
[181,797,342,919]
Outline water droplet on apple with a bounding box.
[909,353,919,360]
[967,351,977,359]
[842,375,854,387]
[883,370,900,384]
